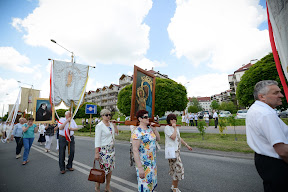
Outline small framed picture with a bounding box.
[33,98,54,123]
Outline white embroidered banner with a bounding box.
[267,0,288,80]
[52,60,89,107]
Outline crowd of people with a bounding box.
[181,110,218,128]
[1,79,288,191]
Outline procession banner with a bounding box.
[33,98,54,124]
[51,60,88,108]
[19,87,40,113]
[128,65,156,125]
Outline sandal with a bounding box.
[173,188,181,192]
[95,187,100,192]
[22,160,29,165]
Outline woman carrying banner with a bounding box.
[165,113,192,192]
[22,117,39,165]
[132,110,160,192]
[94,109,118,192]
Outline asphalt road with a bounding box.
[0,134,263,192]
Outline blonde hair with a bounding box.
[100,109,111,116]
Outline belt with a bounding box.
[59,135,74,138]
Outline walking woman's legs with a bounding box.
[105,171,112,191]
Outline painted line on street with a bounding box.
[32,145,137,191]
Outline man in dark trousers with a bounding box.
[246,80,288,191]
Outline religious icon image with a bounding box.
[33,98,54,123]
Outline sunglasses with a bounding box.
[171,118,177,120]
[104,114,112,117]
[141,116,149,119]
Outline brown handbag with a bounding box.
[88,160,106,183]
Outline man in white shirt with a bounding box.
[189,113,194,126]
[246,80,288,191]
[212,110,218,128]
[58,111,78,174]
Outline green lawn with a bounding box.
[74,130,253,153]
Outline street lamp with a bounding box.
[17,81,33,88]
[51,39,75,63]
[250,59,258,64]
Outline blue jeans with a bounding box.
[23,138,34,162]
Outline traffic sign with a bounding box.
[85,104,97,114]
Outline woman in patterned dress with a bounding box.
[132,110,160,192]
[94,109,118,192]
[165,114,192,192]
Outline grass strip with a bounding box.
[74,130,253,153]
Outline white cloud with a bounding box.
[0,47,33,73]
[173,73,230,97]
[12,0,153,66]
[134,58,167,70]
[86,78,103,91]
[168,0,271,72]
[0,78,20,116]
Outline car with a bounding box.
[198,111,212,119]
[279,111,288,118]
[219,111,232,118]
[158,116,167,121]
[236,110,248,119]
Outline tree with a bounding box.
[55,109,67,118]
[210,100,220,110]
[117,78,189,117]
[237,52,288,110]
[187,97,203,113]
[219,101,237,113]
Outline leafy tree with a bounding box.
[117,78,188,117]
[55,109,68,118]
[227,115,237,141]
[237,52,288,110]
[210,100,220,110]
[187,97,203,113]
[188,105,198,113]
[219,101,237,113]
[197,120,207,140]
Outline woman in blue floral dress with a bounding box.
[132,110,160,192]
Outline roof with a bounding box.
[197,97,211,102]
[234,63,252,73]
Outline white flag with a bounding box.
[52,60,88,107]
[267,1,288,80]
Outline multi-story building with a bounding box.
[197,97,212,111]
[228,63,253,96]
[85,69,169,111]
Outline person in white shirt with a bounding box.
[165,113,192,192]
[94,109,119,192]
[203,112,209,127]
[181,114,186,126]
[189,113,194,126]
[212,110,218,128]
[246,80,288,191]
[58,111,78,174]
[194,113,198,126]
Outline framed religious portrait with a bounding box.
[33,98,54,123]
[127,65,156,125]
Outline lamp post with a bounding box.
[250,59,258,64]
[51,39,75,63]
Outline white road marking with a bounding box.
[32,145,137,192]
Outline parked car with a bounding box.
[219,111,232,118]
[279,111,288,118]
[236,110,248,119]
[158,116,167,121]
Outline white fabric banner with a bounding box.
[19,87,40,112]
[267,0,288,80]
[52,60,88,107]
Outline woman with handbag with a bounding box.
[132,110,160,192]
[22,117,39,165]
[94,109,118,192]
[165,114,192,192]
[10,118,25,159]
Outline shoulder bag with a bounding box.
[88,160,105,183]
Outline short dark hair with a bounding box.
[28,117,34,121]
[136,110,148,120]
[166,113,177,124]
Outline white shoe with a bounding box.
[172,188,181,192]
[16,154,21,159]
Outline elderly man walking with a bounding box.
[246,80,288,191]
[58,111,78,174]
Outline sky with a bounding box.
[0,0,271,116]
